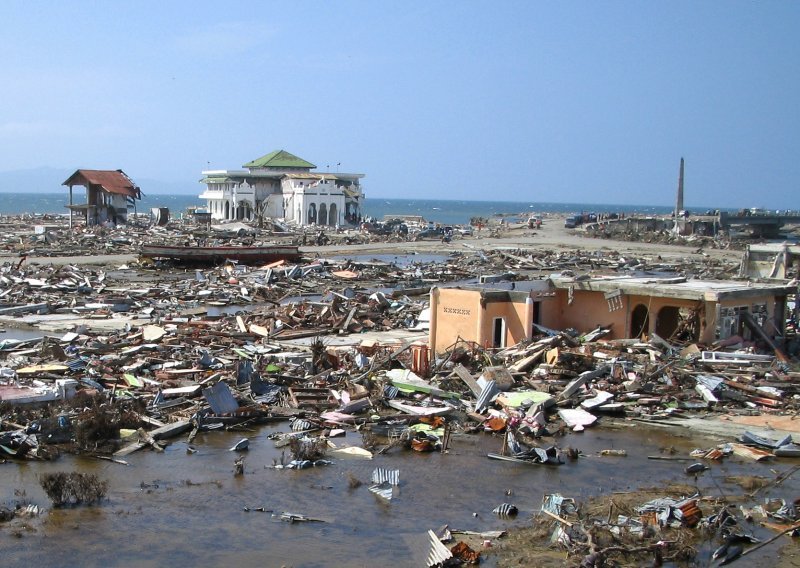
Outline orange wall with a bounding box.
[431,288,482,353]
[539,289,779,342]
[538,290,628,337]
[481,297,529,348]
[430,288,530,353]
[433,286,783,352]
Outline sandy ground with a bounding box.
[0,215,744,267]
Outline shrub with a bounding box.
[39,472,108,507]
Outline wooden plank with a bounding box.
[508,349,545,373]
[723,378,781,400]
[0,303,49,315]
[541,508,574,527]
[113,419,191,457]
[452,364,482,397]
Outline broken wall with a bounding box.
[708,294,784,343]
[538,289,628,338]
[430,288,533,353]
[430,288,482,354]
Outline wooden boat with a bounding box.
[140,243,301,264]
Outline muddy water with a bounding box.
[1,422,798,567]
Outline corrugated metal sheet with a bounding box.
[730,442,774,461]
[202,381,239,414]
[371,467,400,485]
[542,493,577,516]
[368,482,394,501]
[475,380,498,413]
[426,529,453,567]
[67,358,87,371]
[492,503,519,517]
[62,169,140,198]
[291,418,315,431]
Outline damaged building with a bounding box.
[199,149,365,227]
[740,242,800,280]
[62,169,142,227]
[429,276,795,353]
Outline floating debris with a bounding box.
[492,503,519,517]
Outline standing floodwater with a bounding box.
[1,420,797,567]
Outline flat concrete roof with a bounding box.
[549,275,796,301]
[748,243,800,254]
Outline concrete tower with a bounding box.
[675,157,684,216]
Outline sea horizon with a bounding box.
[0,192,737,226]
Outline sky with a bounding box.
[1,2,798,208]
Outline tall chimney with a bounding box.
[675,157,684,216]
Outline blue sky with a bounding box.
[2,2,798,208]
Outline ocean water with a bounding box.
[0,192,679,226]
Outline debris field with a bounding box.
[1,214,799,567]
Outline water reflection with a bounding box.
[2,421,796,566]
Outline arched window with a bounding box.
[655,306,681,339]
[319,203,328,226]
[329,203,338,226]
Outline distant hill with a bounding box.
[0,167,199,195]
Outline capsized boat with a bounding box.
[140,243,301,265]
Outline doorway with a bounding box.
[630,304,650,339]
[492,317,506,348]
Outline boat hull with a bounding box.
[141,244,301,264]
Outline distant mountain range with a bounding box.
[0,167,199,195]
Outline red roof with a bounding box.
[63,169,141,198]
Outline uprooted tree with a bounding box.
[39,472,108,507]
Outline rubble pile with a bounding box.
[0,213,480,260]
[490,247,740,280]
[588,226,738,249]
[0,233,798,565]
[0,254,468,335]
[0,215,170,258]
[1,300,798,463]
